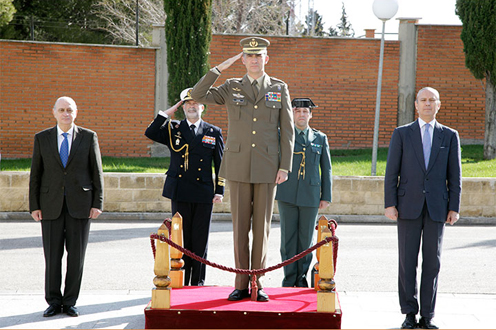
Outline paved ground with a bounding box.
[1,216,495,329]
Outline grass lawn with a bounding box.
[1,145,494,177]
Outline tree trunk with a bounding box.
[484,76,496,159]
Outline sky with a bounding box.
[295,0,462,39]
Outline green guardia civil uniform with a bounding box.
[275,125,332,287]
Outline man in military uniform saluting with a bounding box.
[275,98,332,288]
[191,37,294,301]
[144,88,224,286]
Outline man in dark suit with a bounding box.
[29,96,104,318]
[275,98,332,288]
[384,87,462,329]
[191,37,294,302]
[144,88,224,286]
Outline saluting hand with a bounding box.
[216,52,243,72]
[163,100,183,117]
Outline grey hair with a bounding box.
[53,96,77,110]
[416,87,440,101]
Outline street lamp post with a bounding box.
[370,0,399,176]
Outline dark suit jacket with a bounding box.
[384,120,462,222]
[276,127,332,207]
[145,115,224,204]
[29,125,104,220]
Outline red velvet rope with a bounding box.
[150,217,339,296]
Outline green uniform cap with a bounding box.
[240,37,270,54]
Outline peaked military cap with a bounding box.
[180,88,194,101]
[291,98,318,109]
[240,37,270,54]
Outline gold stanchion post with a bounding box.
[317,227,336,313]
[313,216,329,290]
[151,224,171,309]
[170,212,184,288]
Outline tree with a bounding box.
[211,0,290,35]
[336,2,354,37]
[0,0,110,44]
[303,9,325,36]
[93,0,164,46]
[456,0,496,159]
[0,0,16,27]
[164,0,212,119]
[328,26,338,37]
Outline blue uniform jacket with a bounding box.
[145,115,224,204]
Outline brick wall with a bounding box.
[0,25,486,159]
[0,41,156,158]
[415,25,485,142]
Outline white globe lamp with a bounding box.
[372,0,399,21]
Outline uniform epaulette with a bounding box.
[269,77,286,85]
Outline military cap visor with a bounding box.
[180,88,194,101]
[240,37,270,54]
[292,98,317,109]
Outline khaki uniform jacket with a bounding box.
[191,69,294,183]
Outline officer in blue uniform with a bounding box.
[145,88,225,286]
[275,98,332,287]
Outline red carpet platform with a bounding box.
[145,286,341,329]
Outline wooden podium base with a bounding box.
[144,286,342,329]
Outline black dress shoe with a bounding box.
[296,278,309,288]
[227,289,250,301]
[401,313,417,329]
[256,289,269,302]
[419,317,439,329]
[43,304,61,317]
[63,305,79,317]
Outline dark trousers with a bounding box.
[171,200,213,286]
[41,200,90,306]
[397,203,445,318]
[278,200,319,287]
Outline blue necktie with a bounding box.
[423,124,431,169]
[60,133,69,168]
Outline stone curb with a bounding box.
[1,212,495,225]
